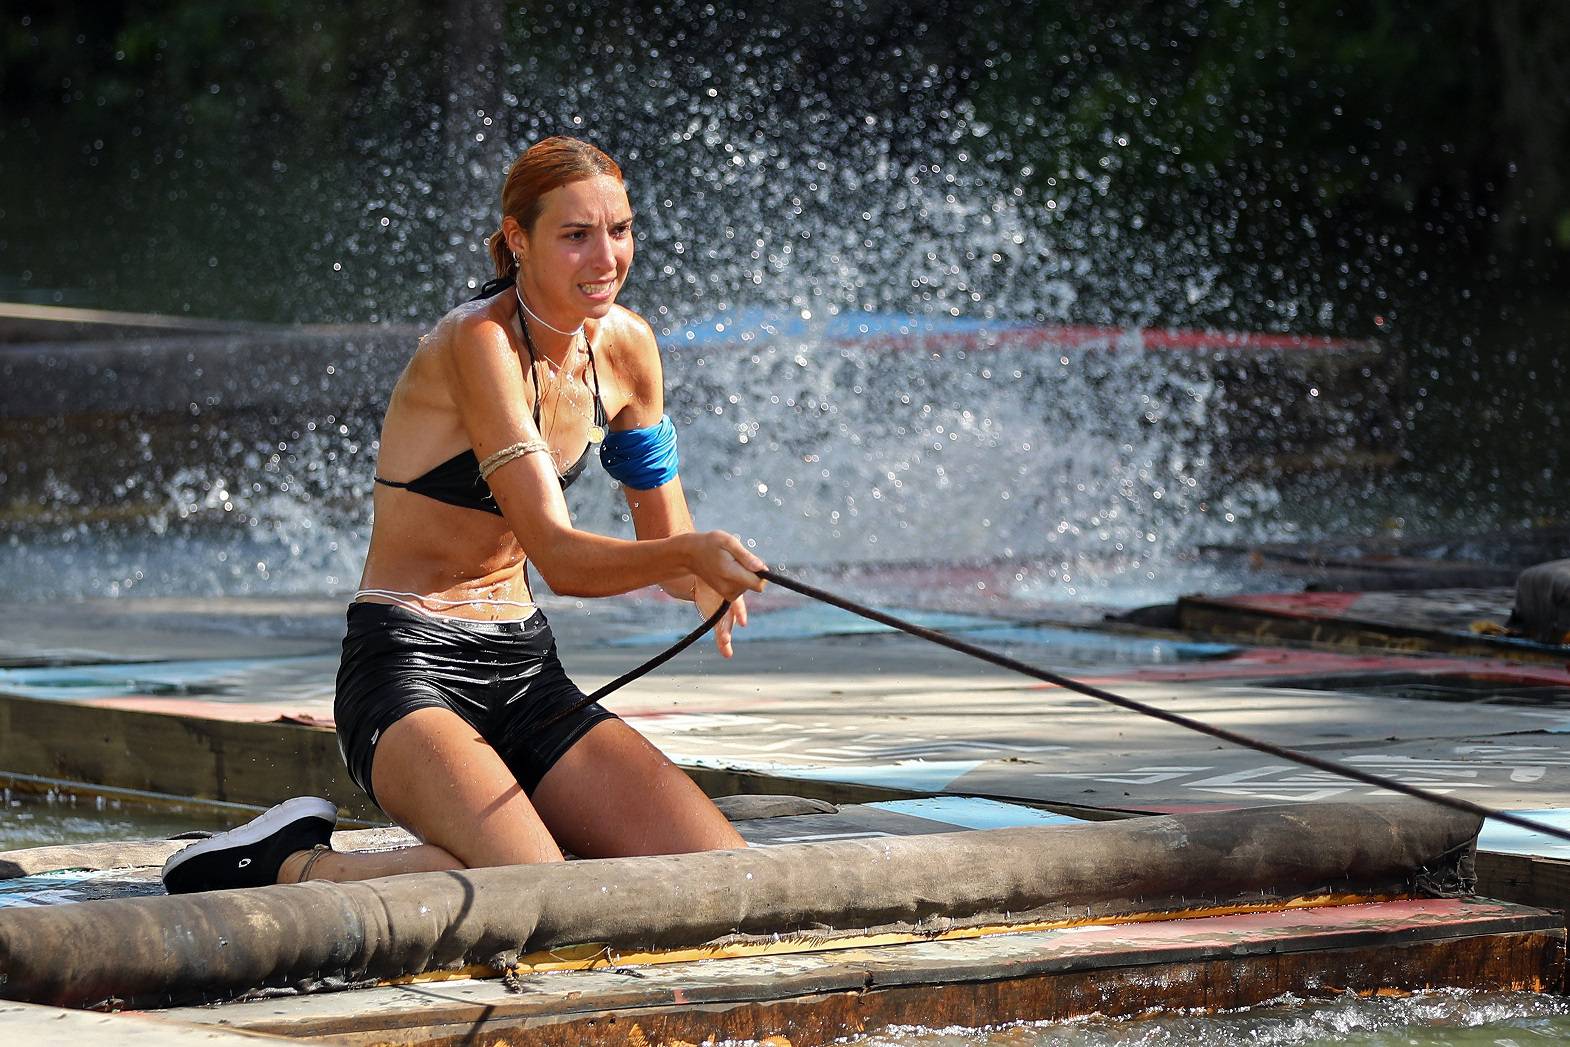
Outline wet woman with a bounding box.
[162,137,766,893]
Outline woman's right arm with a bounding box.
[442,316,765,600]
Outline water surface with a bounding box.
[843,991,1570,1046]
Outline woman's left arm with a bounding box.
[611,314,750,657]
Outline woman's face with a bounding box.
[512,175,634,325]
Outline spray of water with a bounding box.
[4,3,1387,604]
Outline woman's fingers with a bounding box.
[714,607,735,658]
[691,531,767,599]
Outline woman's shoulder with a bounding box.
[595,304,659,368]
[424,297,513,358]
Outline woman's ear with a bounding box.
[501,215,528,265]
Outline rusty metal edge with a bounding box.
[237,927,1567,1046]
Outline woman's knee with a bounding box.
[533,720,746,857]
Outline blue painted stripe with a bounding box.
[962,625,1237,661]
[610,605,1001,647]
[1479,808,1570,859]
[659,310,1030,350]
[868,796,1086,830]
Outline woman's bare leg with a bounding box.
[531,718,746,858]
[279,838,460,882]
[285,706,566,882]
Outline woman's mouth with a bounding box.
[578,280,616,300]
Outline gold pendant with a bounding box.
[588,424,606,444]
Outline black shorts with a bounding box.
[334,602,616,809]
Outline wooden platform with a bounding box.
[1179,588,1570,664]
[7,589,1570,1039]
[0,790,1557,1044]
[6,590,1570,819]
[150,899,1561,1046]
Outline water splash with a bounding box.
[1,1,1420,604]
[838,990,1570,1046]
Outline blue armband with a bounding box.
[600,414,680,490]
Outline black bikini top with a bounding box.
[373,277,608,516]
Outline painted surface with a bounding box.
[662,310,1372,355]
[0,867,162,909]
[612,604,1001,646]
[1479,808,1570,859]
[8,593,1570,863]
[868,797,1084,830]
[617,603,1236,661]
[154,898,1556,1037]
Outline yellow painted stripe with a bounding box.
[378,890,1396,987]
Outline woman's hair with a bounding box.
[488,136,624,279]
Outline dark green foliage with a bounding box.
[1,0,1564,322]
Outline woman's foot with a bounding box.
[161,796,338,894]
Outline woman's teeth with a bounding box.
[579,281,614,295]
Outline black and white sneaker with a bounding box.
[161,796,337,895]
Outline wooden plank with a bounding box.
[164,900,1562,1045]
[0,690,926,822]
[0,691,1122,825]
[0,692,379,821]
[0,770,272,818]
[462,934,1562,1047]
[1178,595,1570,666]
[1477,850,1570,922]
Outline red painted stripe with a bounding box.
[1221,591,1366,616]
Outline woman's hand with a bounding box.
[694,581,749,658]
[682,530,767,602]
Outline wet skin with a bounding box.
[285,176,763,881]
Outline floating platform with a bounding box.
[5,577,1570,1040]
[1179,588,1570,665]
[153,899,1562,1045]
[6,589,1570,819]
[0,799,1559,1045]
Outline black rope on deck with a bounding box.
[756,568,1570,847]
[552,566,1570,848]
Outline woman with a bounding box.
[163,137,767,893]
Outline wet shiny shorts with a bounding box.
[334,601,616,809]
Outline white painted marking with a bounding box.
[1034,766,1207,785]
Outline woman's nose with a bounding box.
[589,232,617,270]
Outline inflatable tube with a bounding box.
[0,800,1477,1008]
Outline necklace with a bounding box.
[515,284,584,337]
[545,363,604,449]
[517,309,606,455]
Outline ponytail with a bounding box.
[487,229,515,280]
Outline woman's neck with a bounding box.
[513,283,584,364]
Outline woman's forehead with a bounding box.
[539,176,631,224]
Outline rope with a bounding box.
[529,601,731,733]
[756,568,1570,846]
[551,567,1570,847]
[586,602,731,703]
